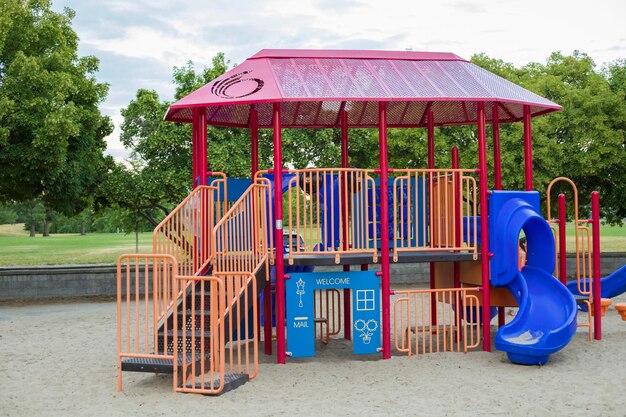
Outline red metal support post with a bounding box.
[493,104,505,326]
[452,146,461,290]
[452,147,462,327]
[477,101,492,351]
[558,194,567,286]
[198,108,208,186]
[427,109,437,326]
[523,105,533,191]
[340,109,352,341]
[250,108,271,355]
[378,102,391,359]
[272,103,287,364]
[191,108,199,188]
[492,103,502,191]
[427,109,435,169]
[591,191,602,340]
[251,108,259,179]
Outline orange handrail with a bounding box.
[118,175,268,395]
[547,178,593,296]
[169,181,271,394]
[153,185,219,277]
[212,180,273,277]
[174,271,259,395]
[117,254,178,391]
[393,287,481,355]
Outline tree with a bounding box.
[0,1,112,220]
[100,54,270,229]
[470,52,626,224]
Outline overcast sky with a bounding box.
[51,0,625,160]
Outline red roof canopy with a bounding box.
[165,49,561,128]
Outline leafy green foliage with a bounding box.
[110,51,625,228]
[471,52,626,224]
[0,0,112,216]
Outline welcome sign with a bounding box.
[286,271,381,358]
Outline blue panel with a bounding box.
[350,273,381,354]
[286,271,380,358]
[225,178,252,201]
[353,177,427,249]
[317,174,341,250]
[285,275,315,358]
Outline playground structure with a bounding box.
[116,49,611,395]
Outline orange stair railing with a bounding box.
[212,179,273,276]
[173,180,272,394]
[174,271,258,395]
[118,175,271,395]
[116,254,178,391]
[153,185,219,277]
[393,287,481,355]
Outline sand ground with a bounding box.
[1,292,625,417]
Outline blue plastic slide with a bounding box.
[489,191,577,365]
[567,264,626,299]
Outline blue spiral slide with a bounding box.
[489,191,577,365]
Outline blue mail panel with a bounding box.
[286,271,381,358]
[286,275,315,358]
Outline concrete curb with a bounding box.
[1,253,625,301]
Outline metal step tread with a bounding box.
[121,353,210,373]
[186,372,249,395]
[178,309,212,318]
[160,329,212,338]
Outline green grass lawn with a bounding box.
[561,223,626,253]
[0,224,152,266]
[0,221,623,266]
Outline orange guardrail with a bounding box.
[153,185,219,277]
[283,168,378,263]
[117,254,178,391]
[255,167,477,263]
[547,178,593,295]
[118,174,268,395]
[393,287,481,355]
[174,271,258,395]
[254,168,377,263]
[208,172,229,221]
[392,169,478,261]
[547,177,594,340]
[212,180,273,276]
[170,181,270,394]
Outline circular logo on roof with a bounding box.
[211,70,264,99]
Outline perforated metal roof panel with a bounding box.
[165,49,561,127]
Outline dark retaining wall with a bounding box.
[1,253,625,301]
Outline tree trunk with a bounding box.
[43,209,49,237]
[29,204,36,237]
[80,221,86,236]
